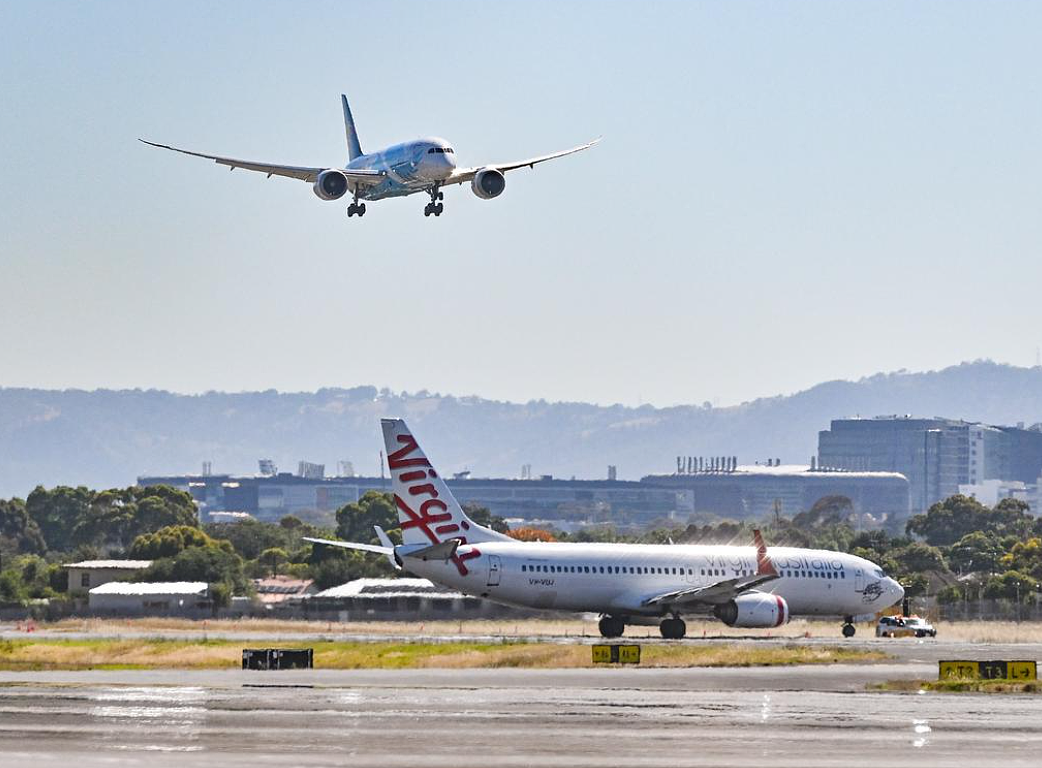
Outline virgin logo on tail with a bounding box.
[388,431,479,576]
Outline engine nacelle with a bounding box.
[713,593,790,628]
[471,168,506,199]
[313,169,349,201]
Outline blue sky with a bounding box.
[2,2,1040,406]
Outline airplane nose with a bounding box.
[891,579,905,602]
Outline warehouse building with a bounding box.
[302,578,521,620]
[64,559,153,597]
[87,581,211,616]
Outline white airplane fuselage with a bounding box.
[402,540,904,620]
[346,138,456,200]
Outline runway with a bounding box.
[1,662,1040,767]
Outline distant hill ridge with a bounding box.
[2,360,1042,498]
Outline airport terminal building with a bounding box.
[139,462,909,527]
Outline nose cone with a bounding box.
[889,578,905,606]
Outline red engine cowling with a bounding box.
[713,593,790,628]
[471,168,506,199]
[313,169,349,200]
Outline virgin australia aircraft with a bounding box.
[141,95,598,218]
[306,419,904,639]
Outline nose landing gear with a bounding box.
[424,186,444,217]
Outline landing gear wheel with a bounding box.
[424,186,444,216]
[660,617,687,640]
[598,615,625,638]
[357,203,366,216]
[348,202,366,217]
[842,623,856,638]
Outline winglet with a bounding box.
[753,529,778,577]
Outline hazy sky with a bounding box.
[2,2,1041,407]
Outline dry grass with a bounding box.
[28,616,868,639]
[28,616,1042,642]
[874,678,1042,694]
[0,637,885,671]
[0,638,239,670]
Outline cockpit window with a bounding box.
[427,147,454,154]
[874,569,885,578]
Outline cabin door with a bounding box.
[854,567,864,593]
[487,555,501,587]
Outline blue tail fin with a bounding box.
[341,94,363,161]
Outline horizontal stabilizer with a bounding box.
[302,536,392,555]
[401,538,460,562]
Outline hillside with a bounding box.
[2,361,1041,497]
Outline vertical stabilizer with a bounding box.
[381,418,511,546]
[341,94,363,161]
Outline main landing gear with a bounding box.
[598,615,625,638]
[842,615,856,638]
[347,201,366,217]
[424,186,444,217]
[660,615,687,640]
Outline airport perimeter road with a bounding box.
[1,668,1041,768]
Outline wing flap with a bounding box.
[139,139,384,183]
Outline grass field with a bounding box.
[0,637,887,671]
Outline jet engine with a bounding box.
[471,168,506,199]
[313,169,349,201]
[713,593,790,628]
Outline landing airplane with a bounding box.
[306,419,904,639]
[141,95,598,218]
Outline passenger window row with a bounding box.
[521,564,694,575]
[780,570,844,579]
[517,564,846,579]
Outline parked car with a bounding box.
[876,614,937,638]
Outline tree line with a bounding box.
[2,484,1040,609]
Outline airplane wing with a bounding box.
[139,139,385,183]
[642,573,778,608]
[441,137,601,186]
[641,529,780,609]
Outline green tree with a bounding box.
[25,485,93,552]
[999,537,1042,579]
[947,531,1003,574]
[892,542,948,574]
[335,491,400,544]
[983,570,1040,602]
[143,546,249,594]
[0,498,46,559]
[258,547,289,576]
[128,525,223,559]
[907,494,1034,547]
[462,503,509,534]
[792,495,854,529]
